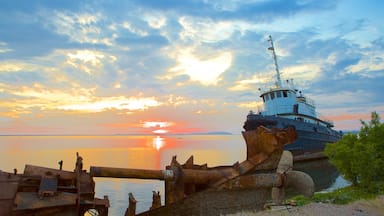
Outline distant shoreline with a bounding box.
[0,131,234,136]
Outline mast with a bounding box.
[268,35,282,88]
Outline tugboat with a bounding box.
[243,35,342,160]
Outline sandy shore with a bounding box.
[227,196,384,216]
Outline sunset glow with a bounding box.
[152,136,165,150]
[153,129,168,134]
[1,1,383,134]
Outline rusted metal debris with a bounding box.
[90,126,314,215]
[0,153,109,216]
[0,126,314,215]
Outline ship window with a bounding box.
[270,92,275,100]
[276,91,281,98]
[283,91,287,97]
[265,94,269,101]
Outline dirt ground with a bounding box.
[227,196,384,216]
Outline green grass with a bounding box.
[289,183,384,206]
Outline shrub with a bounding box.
[325,112,384,191]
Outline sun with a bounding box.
[152,129,168,134]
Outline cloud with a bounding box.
[122,21,149,37]
[0,62,38,72]
[165,47,233,85]
[59,96,161,113]
[347,51,384,75]
[0,42,12,53]
[46,10,115,46]
[143,13,167,29]
[281,63,321,84]
[237,101,264,110]
[0,81,162,117]
[228,73,271,91]
[178,16,244,43]
[142,121,173,128]
[66,50,108,75]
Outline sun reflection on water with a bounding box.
[152,136,164,150]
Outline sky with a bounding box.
[0,0,383,135]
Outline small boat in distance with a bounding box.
[243,35,342,160]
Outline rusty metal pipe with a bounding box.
[90,166,174,180]
[90,166,233,184]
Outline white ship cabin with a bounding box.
[258,87,323,124]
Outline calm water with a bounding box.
[0,134,247,215]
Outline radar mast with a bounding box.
[268,35,282,88]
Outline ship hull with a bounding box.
[243,114,342,158]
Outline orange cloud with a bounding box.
[325,113,370,121]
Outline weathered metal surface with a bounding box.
[38,176,58,197]
[212,126,297,189]
[0,153,109,216]
[221,173,284,189]
[243,126,297,160]
[24,164,76,180]
[137,188,271,216]
[272,150,293,204]
[13,192,77,210]
[285,170,315,197]
[0,171,20,216]
[90,166,172,180]
[90,166,235,184]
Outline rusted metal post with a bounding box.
[150,191,161,210]
[182,156,197,195]
[125,193,137,216]
[58,160,63,170]
[75,152,83,172]
[165,156,184,205]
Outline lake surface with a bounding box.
[0,135,346,215]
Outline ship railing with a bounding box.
[316,113,335,127]
[296,96,315,107]
[305,97,315,107]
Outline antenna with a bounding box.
[267,35,282,87]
